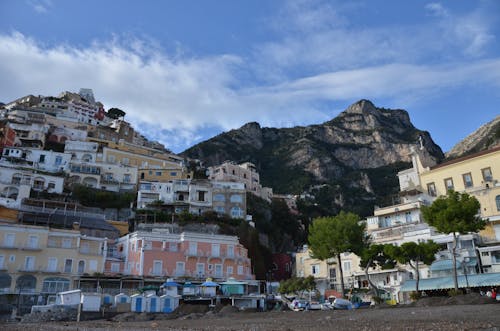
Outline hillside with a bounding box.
[182,100,444,216]
[445,115,500,159]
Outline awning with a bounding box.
[162,281,180,287]
[401,272,500,292]
[429,258,477,272]
[201,281,219,287]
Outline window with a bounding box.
[123,174,131,183]
[329,268,337,282]
[215,264,223,277]
[189,242,197,255]
[47,257,57,272]
[42,277,69,293]
[0,255,4,269]
[227,266,233,275]
[482,167,493,182]
[62,238,72,248]
[64,259,73,273]
[198,191,206,201]
[77,260,85,274]
[444,178,454,191]
[231,207,243,218]
[121,158,129,165]
[25,235,38,249]
[462,173,473,188]
[212,244,220,257]
[4,233,15,247]
[55,156,62,166]
[170,172,177,176]
[80,242,90,254]
[153,260,163,275]
[196,263,204,276]
[214,206,225,214]
[311,264,320,276]
[230,195,243,203]
[227,245,234,258]
[24,256,35,271]
[427,182,437,197]
[39,155,45,163]
[155,171,162,176]
[213,194,225,202]
[175,262,185,275]
[237,265,244,275]
[496,195,500,212]
[343,261,351,274]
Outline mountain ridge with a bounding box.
[182,100,444,216]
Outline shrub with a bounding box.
[447,289,462,297]
[409,291,421,301]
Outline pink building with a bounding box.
[105,229,254,281]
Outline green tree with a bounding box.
[385,241,439,293]
[308,211,366,297]
[421,191,486,291]
[278,276,316,298]
[359,244,396,297]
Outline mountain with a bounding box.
[445,115,500,159]
[182,100,444,216]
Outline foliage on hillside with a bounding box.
[71,184,136,209]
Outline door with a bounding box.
[163,298,171,312]
[150,297,157,312]
[135,297,142,311]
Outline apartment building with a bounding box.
[418,145,500,243]
[137,180,247,219]
[207,161,273,202]
[295,245,362,296]
[1,147,71,173]
[65,140,137,192]
[0,223,106,299]
[113,228,254,281]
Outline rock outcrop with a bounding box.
[182,100,444,216]
[445,115,500,159]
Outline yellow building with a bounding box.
[418,145,500,242]
[0,223,107,301]
[138,167,193,182]
[295,245,361,294]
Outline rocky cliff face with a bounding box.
[445,115,500,159]
[182,100,444,216]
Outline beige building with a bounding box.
[294,245,361,295]
[207,161,273,201]
[418,145,500,243]
[0,223,107,301]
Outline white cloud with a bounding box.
[28,0,52,14]
[1,32,500,151]
[425,3,449,18]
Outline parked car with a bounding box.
[289,299,310,311]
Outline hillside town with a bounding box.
[0,88,499,324]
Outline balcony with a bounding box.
[147,268,167,277]
[0,244,18,250]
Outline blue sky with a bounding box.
[0,0,499,153]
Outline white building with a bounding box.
[1,147,71,173]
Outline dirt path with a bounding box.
[3,303,500,331]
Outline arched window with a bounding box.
[16,275,36,293]
[230,195,243,203]
[42,277,70,293]
[231,207,243,218]
[496,195,500,211]
[78,260,85,274]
